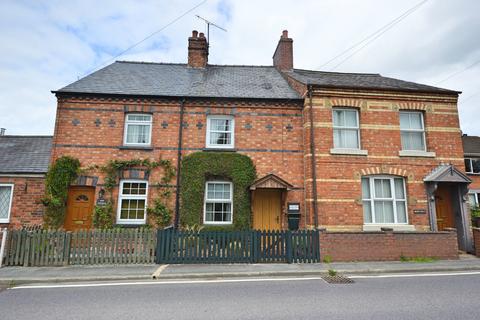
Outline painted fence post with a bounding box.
[286,230,293,264]
[63,231,72,266]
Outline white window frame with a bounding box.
[465,158,480,175]
[0,184,14,223]
[468,192,479,207]
[123,113,153,146]
[399,111,426,151]
[332,108,361,149]
[116,180,148,225]
[362,176,408,225]
[203,181,233,225]
[205,115,235,149]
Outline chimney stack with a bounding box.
[188,30,208,68]
[273,30,293,70]
[0,128,5,136]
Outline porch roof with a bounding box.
[250,174,294,190]
[423,164,471,183]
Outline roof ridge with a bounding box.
[293,68,381,76]
[116,60,276,68]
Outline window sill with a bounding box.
[203,148,236,152]
[203,222,233,225]
[119,146,153,151]
[399,150,436,158]
[330,148,368,156]
[363,224,415,232]
[466,173,480,175]
[116,220,147,226]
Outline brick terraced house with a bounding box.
[47,30,474,256]
[0,134,52,228]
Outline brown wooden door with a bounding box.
[435,186,455,231]
[253,189,282,230]
[64,187,95,231]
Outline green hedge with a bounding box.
[180,152,256,230]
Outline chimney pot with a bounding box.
[188,30,208,68]
[273,30,293,70]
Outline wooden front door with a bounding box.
[253,189,282,230]
[435,186,455,231]
[64,187,95,231]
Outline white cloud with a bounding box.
[0,0,479,135]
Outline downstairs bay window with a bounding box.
[362,176,408,226]
[117,180,148,225]
[204,181,233,224]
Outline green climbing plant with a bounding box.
[42,156,81,228]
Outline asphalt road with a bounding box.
[1,273,479,320]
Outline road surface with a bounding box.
[1,272,479,319]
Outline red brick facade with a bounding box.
[320,229,459,261]
[0,176,45,229]
[51,95,305,229]
[298,89,464,231]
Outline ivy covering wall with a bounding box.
[180,152,256,230]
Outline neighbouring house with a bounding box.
[0,134,52,228]
[47,30,472,256]
[463,134,480,207]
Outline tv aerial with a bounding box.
[195,15,227,45]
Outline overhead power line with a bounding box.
[434,58,480,85]
[317,0,429,71]
[81,0,208,77]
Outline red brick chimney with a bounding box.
[188,30,208,68]
[273,30,293,71]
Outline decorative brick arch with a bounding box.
[330,98,363,109]
[396,102,431,112]
[357,166,413,180]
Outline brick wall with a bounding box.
[473,228,480,257]
[299,88,463,230]
[320,230,458,261]
[0,176,45,229]
[51,95,305,228]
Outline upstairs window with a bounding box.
[332,108,360,149]
[206,116,234,149]
[465,158,480,174]
[0,184,14,223]
[117,180,148,224]
[400,111,425,151]
[124,114,152,146]
[204,181,233,224]
[362,176,407,224]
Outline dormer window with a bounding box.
[206,115,235,149]
[123,114,152,146]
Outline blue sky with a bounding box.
[1,0,479,135]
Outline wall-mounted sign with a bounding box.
[413,209,426,215]
[287,203,300,213]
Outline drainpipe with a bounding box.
[173,98,186,228]
[308,85,319,229]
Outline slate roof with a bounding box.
[284,69,459,94]
[56,61,302,100]
[0,136,52,174]
[462,135,480,156]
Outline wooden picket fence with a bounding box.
[156,229,320,264]
[3,229,157,266]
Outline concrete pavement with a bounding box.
[1,255,479,285]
